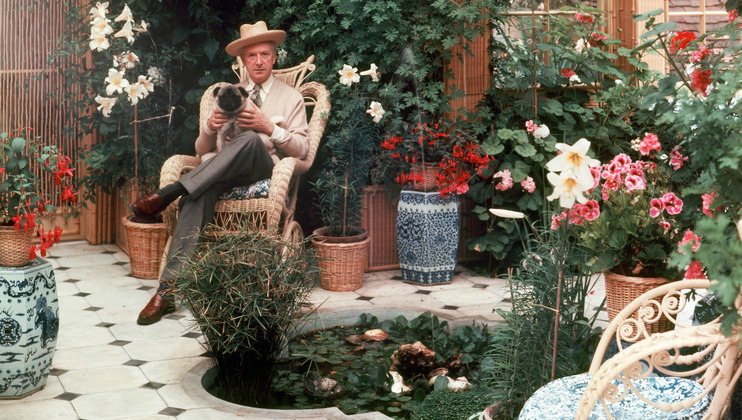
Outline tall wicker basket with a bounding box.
[0,225,33,267]
[122,216,168,279]
[603,271,672,334]
[312,227,369,291]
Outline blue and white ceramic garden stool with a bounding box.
[396,190,459,285]
[0,258,59,398]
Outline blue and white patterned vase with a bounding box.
[0,258,59,399]
[396,190,459,285]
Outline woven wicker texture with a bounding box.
[603,271,672,334]
[411,163,441,192]
[312,232,370,291]
[0,226,32,267]
[159,55,330,241]
[122,217,168,279]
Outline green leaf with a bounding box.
[514,143,537,158]
[542,99,563,117]
[10,137,26,154]
[203,38,220,62]
[632,8,664,22]
[640,22,679,40]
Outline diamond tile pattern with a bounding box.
[0,240,607,418]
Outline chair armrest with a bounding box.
[577,323,740,420]
[265,157,297,227]
[589,279,712,373]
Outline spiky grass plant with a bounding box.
[482,224,603,418]
[168,224,318,406]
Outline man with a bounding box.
[132,21,309,325]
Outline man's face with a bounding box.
[241,42,276,85]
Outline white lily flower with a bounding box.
[489,209,526,219]
[360,63,380,82]
[89,2,109,20]
[124,83,147,105]
[114,20,135,43]
[114,4,133,22]
[89,32,110,52]
[366,101,385,123]
[546,170,593,209]
[136,75,155,93]
[136,20,149,34]
[104,68,129,95]
[91,17,113,35]
[119,51,140,69]
[94,95,117,117]
[338,64,359,86]
[546,138,600,180]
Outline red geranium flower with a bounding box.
[670,31,696,53]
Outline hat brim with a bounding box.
[225,30,286,56]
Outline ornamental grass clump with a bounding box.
[0,128,78,258]
[167,223,318,407]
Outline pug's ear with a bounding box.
[238,87,249,97]
[213,87,221,97]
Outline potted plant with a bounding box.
[545,136,702,327]
[311,62,384,291]
[167,222,318,406]
[0,128,78,266]
[0,127,77,398]
[381,121,490,285]
[78,2,171,278]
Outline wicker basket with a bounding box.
[0,225,33,267]
[603,271,672,334]
[412,163,441,192]
[312,227,369,291]
[122,216,168,279]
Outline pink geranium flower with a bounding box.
[669,146,688,170]
[521,176,536,193]
[678,230,702,254]
[662,192,683,215]
[525,120,536,133]
[639,132,661,156]
[579,200,600,221]
[684,260,707,279]
[494,169,514,191]
[649,198,665,218]
[575,12,594,23]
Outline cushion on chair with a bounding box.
[519,373,710,420]
[218,179,271,200]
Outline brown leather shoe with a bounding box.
[131,193,164,220]
[137,294,175,325]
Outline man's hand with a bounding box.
[206,109,228,133]
[236,101,274,135]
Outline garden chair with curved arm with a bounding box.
[519,273,742,419]
[157,54,330,267]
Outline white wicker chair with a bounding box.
[520,276,742,419]
[157,55,329,262]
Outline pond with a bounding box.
[195,311,493,419]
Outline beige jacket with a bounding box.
[195,77,309,165]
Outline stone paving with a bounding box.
[0,240,607,419]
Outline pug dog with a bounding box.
[212,84,251,152]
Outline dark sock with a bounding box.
[156,182,186,206]
[157,281,173,298]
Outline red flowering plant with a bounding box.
[546,135,703,280]
[0,128,79,259]
[380,120,491,197]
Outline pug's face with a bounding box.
[213,85,249,115]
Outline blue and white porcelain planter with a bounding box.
[396,190,459,285]
[0,258,59,399]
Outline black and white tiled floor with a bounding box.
[0,241,606,419]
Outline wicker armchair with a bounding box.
[158,55,330,248]
[519,277,742,420]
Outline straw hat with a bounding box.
[225,21,286,57]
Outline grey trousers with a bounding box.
[158,131,274,292]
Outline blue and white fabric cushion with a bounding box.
[519,373,710,420]
[218,179,271,200]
